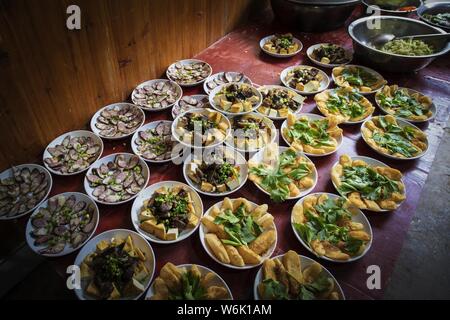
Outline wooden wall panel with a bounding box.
[0,0,256,170]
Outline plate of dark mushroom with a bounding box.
[0,164,52,220]
[172,95,210,119]
[84,153,150,205]
[43,130,103,176]
[210,83,262,116]
[166,59,212,87]
[91,103,145,140]
[203,72,252,95]
[26,192,99,257]
[132,79,182,111]
[131,121,180,163]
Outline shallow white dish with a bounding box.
[0,164,53,221]
[203,72,253,95]
[280,65,330,95]
[131,79,183,112]
[253,252,345,300]
[25,192,99,257]
[172,94,210,119]
[145,264,233,300]
[74,229,155,300]
[256,85,305,120]
[291,192,373,263]
[331,64,385,96]
[84,153,150,205]
[130,180,203,244]
[43,130,104,176]
[259,35,303,58]
[281,113,343,157]
[306,43,353,68]
[199,198,277,270]
[166,59,212,87]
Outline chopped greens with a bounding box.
[169,270,206,300]
[423,12,450,28]
[377,89,429,118]
[381,38,434,56]
[342,67,377,87]
[326,89,366,119]
[287,118,335,148]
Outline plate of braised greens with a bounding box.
[315,87,375,124]
[257,85,305,120]
[361,115,428,160]
[248,143,317,202]
[254,250,345,300]
[331,154,406,212]
[146,263,233,300]
[260,33,303,58]
[307,43,353,68]
[200,197,277,270]
[375,85,435,123]
[291,193,372,262]
[281,113,343,156]
[281,65,330,95]
[209,83,262,116]
[332,65,386,94]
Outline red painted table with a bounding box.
[16,15,450,300]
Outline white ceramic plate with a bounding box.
[331,155,407,212]
[43,130,104,176]
[74,229,155,300]
[199,198,277,270]
[375,87,437,124]
[131,120,181,164]
[203,72,253,95]
[172,108,231,149]
[281,113,343,157]
[208,82,263,116]
[25,192,99,257]
[306,43,353,68]
[130,181,203,244]
[253,252,345,300]
[249,145,318,200]
[280,65,330,95]
[331,64,385,95]
[84,153,150,205]
[0,164,53,221]
[259,35,303,58]
[172,94,210,119]
[256,85,305,120]
[90,103,145,140]
[145,264,233,300]
[183,146,248,197]
[361,116,429,160]
[131,79,183,112]
[166,59,212,87]
[291,192,373,263]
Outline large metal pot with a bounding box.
[348,16,450,72]
[271,0,360,32]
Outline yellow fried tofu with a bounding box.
[201,216,228,239]
[262,258,277,281]
[303,262,322,284]
[206,286,229,299]
[248,229,276,255]
[292,203,305,224]
[237,245,261,265]
[224,245,245,267]
[282,251,303,295]
[205,233,230,264]
[200,272,216,289]
[257,213,274,229]
[141,220,166,240]
[153,277,169,299]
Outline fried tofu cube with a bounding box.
[141,220,166,240]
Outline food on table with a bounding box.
[174,109,230,147]
[315,87,375,123]
[148,263,230,300]
[370,0,417,12]
[94,104,144,138]
[311,44,351,65]
[332,65,386,93]
[44,135,102,174]
[283,113,343,155]
[292,194,371,261]
[0,166,50,218]
[423,12,450,29]
[132,80,181,110]
[331,154,406,211]
[362,115,428,159]
[138,185,199,241]
[263,33,300,55]
[202,197,276,267]
[80,235,151,299]
[249,144,316,202]
[29,194,96,255]
[86,154,146,203]
[257,86,305,118]
[173,95,209,118]
[167,60,211,85]
[257,250,341,300]
[375,85,433,121]
[212,83,260,114]
[204,72,251,94]
[228,113,274,151]
[134,122,175,161]
[186,149,241,194]
[380,38,434,56]
[284,67,324,93]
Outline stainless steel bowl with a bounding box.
[348,16,450,72]
[271,0,360,32]
[361,0,422,16]
[417,1,450,32]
